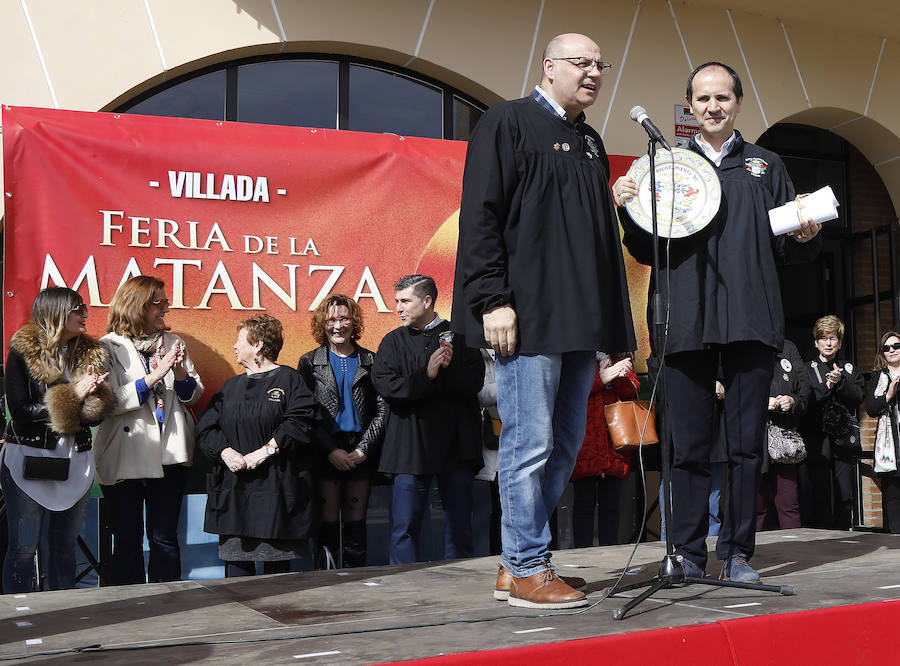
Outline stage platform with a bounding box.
[2,528,899,664]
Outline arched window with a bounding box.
[118,55,486,141]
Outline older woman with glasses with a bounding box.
[298,294,387,568]
[801,315,864,529]
[865,331,900,533]
[199,314,317,577]
[91,276,204,585]
[2,288,115,592]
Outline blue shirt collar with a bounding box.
[531,86,585,123]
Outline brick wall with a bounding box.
[846,144,900,528]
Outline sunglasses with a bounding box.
[71,303,88,316]
[882,342,900,353]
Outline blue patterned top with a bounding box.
[329,349,361,433]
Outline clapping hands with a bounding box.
[825,363,843,390]
[157,341,188,381]
[427,340,453,379]
[74,364,110,400]
[599,357,633,384]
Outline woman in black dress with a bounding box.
[198,314,317,577]
[298,294,387,568]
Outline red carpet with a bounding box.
[400,599,896,665]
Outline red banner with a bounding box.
[2,106,649,406]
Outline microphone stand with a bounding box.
[607,138,795,620]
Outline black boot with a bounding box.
[316,521,340,569]
[342,520,367,568]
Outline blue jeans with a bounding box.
[495,351,595,577]
[708,462,724,537]
[101,464,187,585]
[2,462,90,592]
[389,467,473,564]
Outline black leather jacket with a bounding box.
[5,327,115,453]
[6,348,92,450]
[297,345,388,457]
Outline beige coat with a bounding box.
[91,332,203,485]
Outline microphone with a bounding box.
[629,106,671,151]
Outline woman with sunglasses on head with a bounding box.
[2,288,115,592]
[865,332,900,533]
[298,294,387,568]
[91,276,204,585]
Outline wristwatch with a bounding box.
[264,442,278,456]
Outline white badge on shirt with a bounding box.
[845,363,854,374]
[781,359,792,373]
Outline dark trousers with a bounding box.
[102,464,188,585]
[756,463,801,530]
[882,476,900,534]
[389,468,473,564]
[572,476,623,547]
[665,343,774,568]
[809,458,855,529]
[489,479,502,555]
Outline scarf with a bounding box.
[131,331,166,423]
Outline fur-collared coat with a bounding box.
[6,323,116,451]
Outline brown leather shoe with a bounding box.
[494,564,587,601]
[508,567,588,609]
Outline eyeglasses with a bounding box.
[883,342,900,353]
[152,298,170,307]
[71,303,88,316]
[326,317,352,327]
[552,57,612,73]
[817,336,840,343]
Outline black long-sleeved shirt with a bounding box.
[372,320,483,475]
[620,132,821,355]
[452,96,636,355]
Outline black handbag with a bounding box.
[23,455,70,481]
[5,419,71,480]
[822,399,861,453]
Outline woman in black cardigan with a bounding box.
[298,294,387,568]
[802,315,865,529]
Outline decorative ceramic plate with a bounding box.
[624,147,721,238]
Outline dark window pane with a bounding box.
[126,70,225,120]
[349,65,441,138]
[759,123,845,156]
[781,156,847,229]
[453,97,483,141]
[237,60,338,128]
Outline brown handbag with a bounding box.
[604,399,659,451]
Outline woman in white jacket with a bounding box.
[92,276,203,585]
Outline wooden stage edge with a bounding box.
[2,528,899,664]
